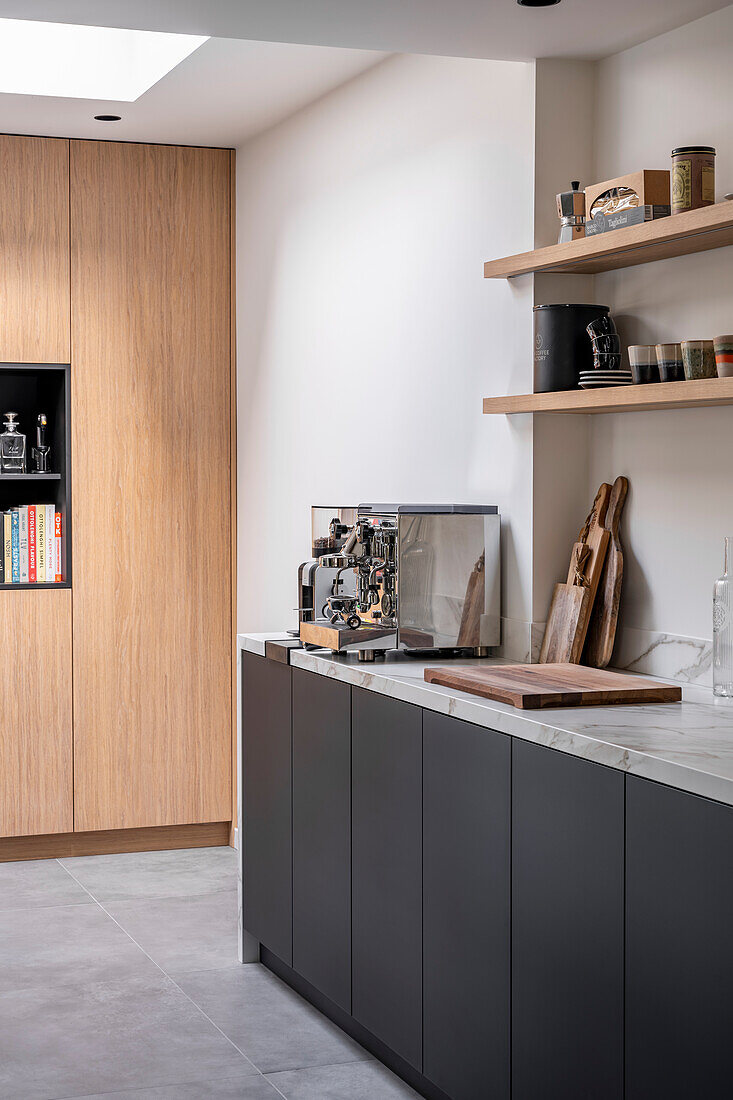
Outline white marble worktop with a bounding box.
[237,632,733,809]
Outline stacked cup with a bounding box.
[583,315,631,387]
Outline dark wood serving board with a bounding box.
[423,663,681,709]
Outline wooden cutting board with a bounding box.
[585,476,629,668]
[424,663,681,709]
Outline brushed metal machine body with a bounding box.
[298,504,500,661]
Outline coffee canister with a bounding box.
[671,146,716,214]
[533,304,611,393]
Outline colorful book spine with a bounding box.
[36,506,46,583]
[2,514,10,583]
[11,510,19,583]
[45,505,55,584]
[55,512,63,583]
[28,505,37,584]
[18,506,28,583]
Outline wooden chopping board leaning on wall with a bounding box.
[539,477,629,665]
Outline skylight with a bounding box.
[0,18,209,101]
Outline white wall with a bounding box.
[590,5,733,648]
[237,53,536,633]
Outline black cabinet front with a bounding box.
[243,657,733,1100]
[423,711,511,1100]
[292,668,352,1013]
[512,739,624,1100]
[626,776,733,1100]
[241,652,292,963]
[352,687,423,1071]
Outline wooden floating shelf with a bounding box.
[484,201,733,278]
[483,377,733,415]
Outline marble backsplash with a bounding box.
[496,617,713,687]
[611,625,713,686]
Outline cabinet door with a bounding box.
[242,653,292,963]
[352,688,422,1070]
[292,669,351,1012]
[423,712,510,1100]
[512,740,623,1100]
[71,140,232,830]
[0,590,72,837]
[0,136,69,363]
[626,777,733,1100]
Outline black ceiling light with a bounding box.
[517,0,561,5]
[94,114,121,122]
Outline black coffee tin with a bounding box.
[533,303,611,392]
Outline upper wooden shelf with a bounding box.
[483,377,733,415]
[484,201,733,279]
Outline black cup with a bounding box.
[586,315,618,340]
[591,333,621,354]
[593,352,622,370]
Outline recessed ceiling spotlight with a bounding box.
[94,114,121,122]
[517,0,561,6]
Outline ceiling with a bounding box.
[0,0,727,147]
[0,0,728,62]
[0,37,385,146]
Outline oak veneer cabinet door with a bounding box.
[71,140,232,831]
[0,590,73,837]
[0,135,70,363]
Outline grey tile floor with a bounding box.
[0,846,419,1100]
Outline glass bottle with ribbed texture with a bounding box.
[713,537,733,697]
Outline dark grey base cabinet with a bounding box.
[512,739,624,1100]
[352,688,423,1069]
[241,652,292,964]
[292,668,351,1013]
[626,777,733,1100]
[241,654,733,1100]
[423,711,510,1100]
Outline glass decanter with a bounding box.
[713,537,733,697]
[0,412,26,473]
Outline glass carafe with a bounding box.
[0,412,26,473]
[713,537,733,697]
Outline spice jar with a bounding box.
[671,146,716,214]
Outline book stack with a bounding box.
[1,505,64,585]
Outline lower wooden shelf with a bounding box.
[483,376,733,415]
[0,582,69,591]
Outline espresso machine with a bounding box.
[298,504,501,661]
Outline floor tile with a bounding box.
[57,1075,281,1099]
[0,859,91,911]
[266,1062,421,1099]
[107,889,239,976]
[177,964,370,1074]
[0,903,157,993]
[59,846,237,903]
[0,973,257,1100]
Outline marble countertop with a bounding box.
[237,633,733,808]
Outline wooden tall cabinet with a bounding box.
[70,141,232,832]
[0,137,73,840]
[0,134,234,854]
